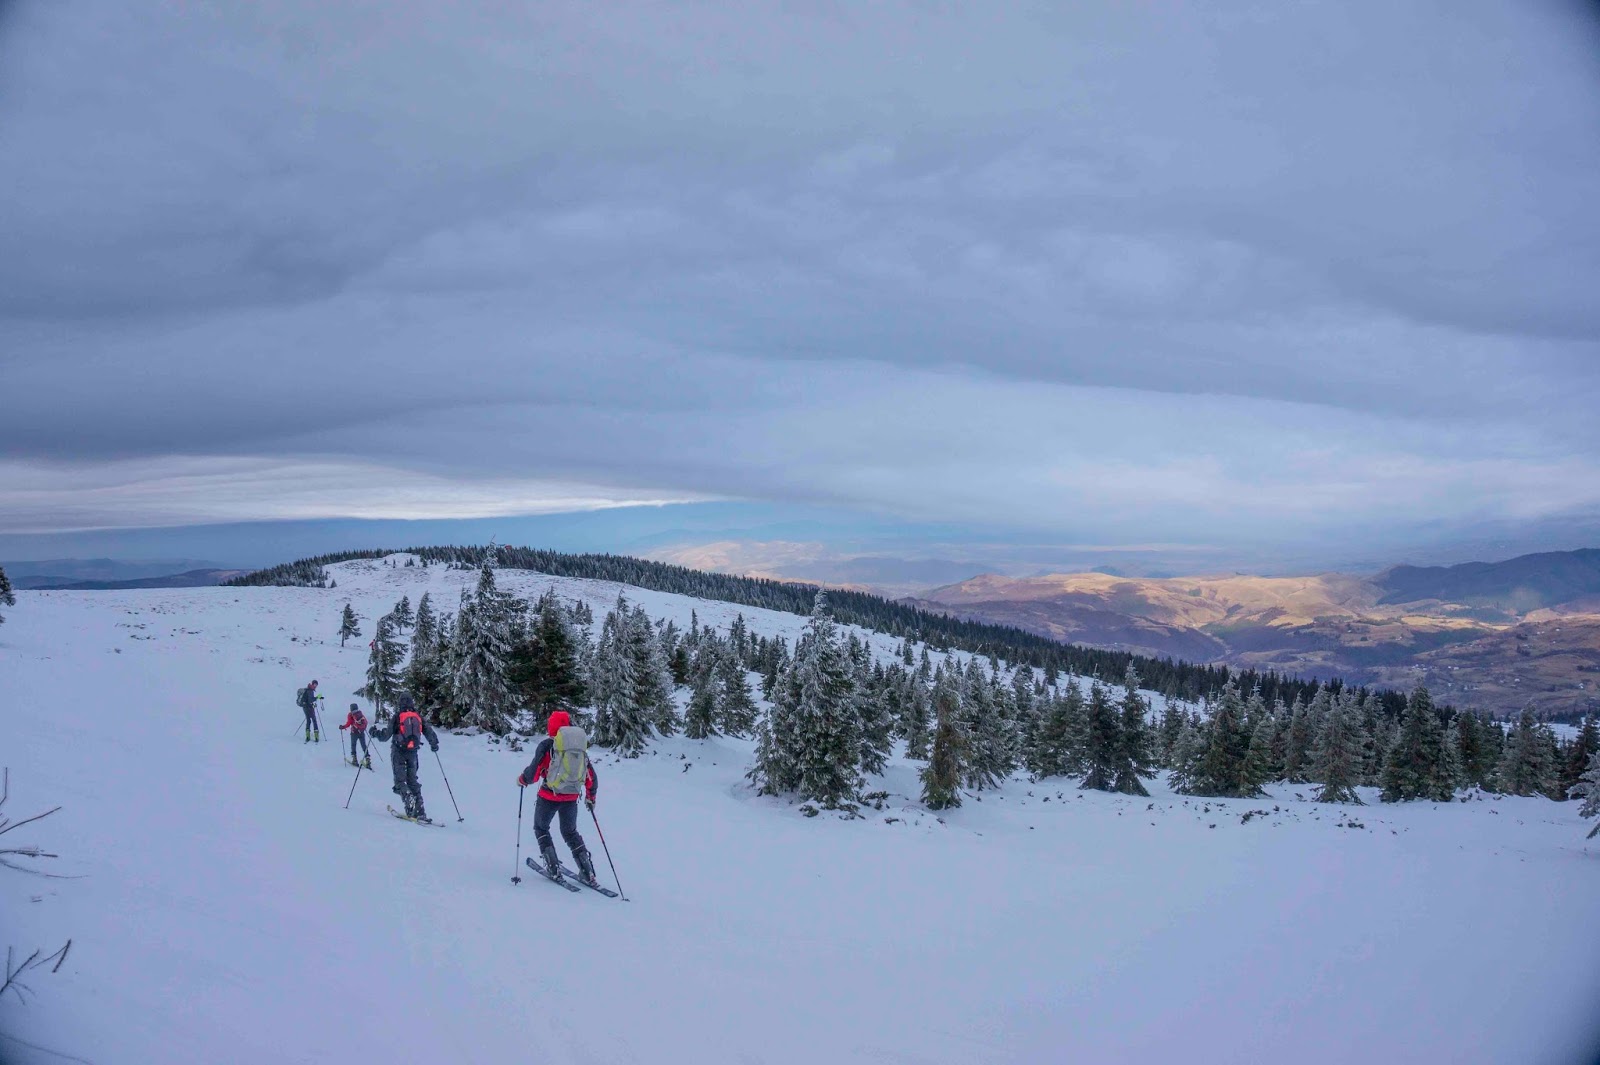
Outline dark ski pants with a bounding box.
[302,705,319,735]
[532,797,586,857]
[391,746,424,814]
[349,730,369,761]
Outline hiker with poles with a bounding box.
[339,703,372,769]
[296,680,322,743]
[371,692,439,822]
[516,708,601,887]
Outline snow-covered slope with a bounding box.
[3,557,1599,1065]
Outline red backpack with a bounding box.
[396,710,423,749]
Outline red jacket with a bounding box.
[340,711,368,733]
[517,711,598,803]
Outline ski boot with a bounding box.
[362,756,373,770]
[573,846,599,887]
[541,845,562,880]
[314,730,321,743]
[413,801,430,824]
[305,730,312,744]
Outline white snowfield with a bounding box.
[3,556,1598,1065]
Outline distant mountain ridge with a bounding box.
[914,548,1600,720]
[21,568,251,591]
[1375,549,1600,612]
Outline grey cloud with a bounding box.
[2,1,1599,552]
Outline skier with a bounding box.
[297,680,321,743]
[516,708,600,885]
[339,703,372,769]
[372,693,438,821]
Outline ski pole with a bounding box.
[511,787,525,884]
[588,805,627,901]
[434,749,464,821]
[343,759,363,809]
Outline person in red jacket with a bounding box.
[517,708,599,885]
[339,703,371,769]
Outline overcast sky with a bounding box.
[3,2,1598,571]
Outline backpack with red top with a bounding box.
[396,710,423,749]
[349,709,368,732]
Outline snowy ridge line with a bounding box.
[222,543,1435,721]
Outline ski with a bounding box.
[387,805,444,827]
[525,857,581,891]
[558,864,620,897]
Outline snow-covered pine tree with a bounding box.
[1078,680,1122,793]
[1113,666,1153,795]
[338,603,361,647]
[590,599,651,756]
[507,591,588,722]
[361,613,405,718]
[857,663,894,777]
[1011,667,1040,757]
[1558,715,1599,800]
[748,593,864,809]
[900,671,932,761]
[961,658,1012,790]
[0,565,13,627]
[1192,680,1255,797]
[1309,692,1366,804]
[1496,706,1557,798]
[1439,715,1466,796]
[714,643,759,736]
[403,604,450,723]
[1241,712,1276,796]
[920,668,966,810]
[1380,686,1448,803]
[684,667,718,740]
[412,593,436,647]
[1570,747,1600,838]
[1167,715,1205,794]
[450,563,518,733]
[393,595,414,632]
[626,603,678,737]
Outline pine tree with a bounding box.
[749,593,864,809]
[1167,717,1205,794]
[1439,716,1466,796]
[1497,707,1557,798]
[1078,680,1122,792]
[1282,696,1315,783]
[1310,693,1366,804]
[412,593,436,649]
[361,613,405,717]
[1381,686,1448,803]
[1571,748,1600,838]
[684,669,718,739]
[403,608,450,724]
[1113,666,1153,795]
[1558,716,1599,800]
[590,598,655,757]
[0,564,14,628]
[714,645,759,736]
[900,673,933,760]
[1192,681,1253,797]
[961,658,1011,790]
[626,604,678,738]
[338,604,361,648]
[393,595,414,632]
[1241,713,1275,796]
[450,563,518,733]
[920,669,966,809]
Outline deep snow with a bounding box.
[2,556,1599,1065]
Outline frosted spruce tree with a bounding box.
[1561,716,1600,799]
[961,658,1012,790]
[920,670,966,810]
[857,666,894,777]
[1078,680,1123,792]
[0,564,13,626]
[1380,686,1451,802]
[1027,682,1081,779]
[403,598,450,722]
[1570,748,1600,839]
[749,593,864,809]
[338,604,361,647]
[506,591,588,723]
[1167,716,1205,793]
[590,599,651,756]
[714,643,759,736]
[392,595,414,632]
[361,613,405,718]
[1496,706,1557,798]
[450,562,518,733]
[1309,692,1366,804]
[1192,680,1257,797]
[626,603,678,737]
[1113,667,1153,796]
[899,672,933,761]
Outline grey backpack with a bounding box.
[544,726,589,797]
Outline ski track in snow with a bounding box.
[3,555,1599,1065]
